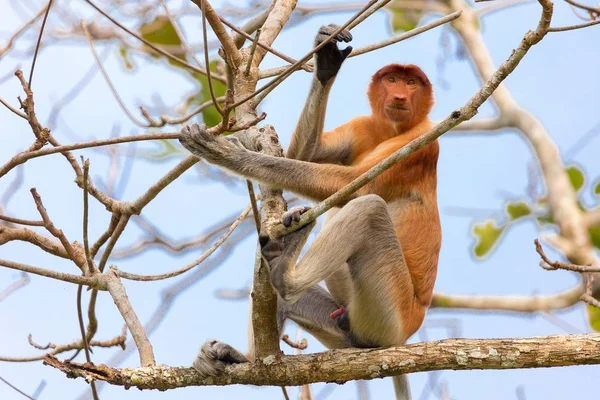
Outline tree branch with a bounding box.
[44,333,600,388]
[191,0,242,67]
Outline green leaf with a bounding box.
[565,165,585,192]
[535,214,554,225]
[140,15,182,48]
[590,225,600,249]
[387,9,423,33]
[472,220,505,258]
[587,304,600,332]
[139,139,186,161]
[506,201,531,221]
[594,181,600,195]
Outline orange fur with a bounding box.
[318,64,441,339]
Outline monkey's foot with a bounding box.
[259,206,315,302]
[192,340,248,377]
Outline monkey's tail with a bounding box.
[392,375,412,400]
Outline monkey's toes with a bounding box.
[282,206,311,227]
[319,24,352,42]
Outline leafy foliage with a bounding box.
[386,8,424,33]
[565,165,585,192]
[506,201,531,221]
[587,304,600,332]
[472,220,505,258]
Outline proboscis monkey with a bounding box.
[180,24,441,400]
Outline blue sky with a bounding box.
[1,1,599,399]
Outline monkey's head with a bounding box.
[367,64,434,129]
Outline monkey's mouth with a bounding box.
[386,106,409,113]
[386,105,408,111]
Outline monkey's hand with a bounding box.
[193,340,248,378]
[179,123,246,166]
[260,206,316,303]
[314,24,353,84]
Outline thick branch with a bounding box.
[44,333,600,388]
[253,0,297,64]
[431,284,583,312]
[105,268,155,367]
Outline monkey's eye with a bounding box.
[387,76,397,83]
[407,78,416,85]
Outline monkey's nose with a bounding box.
[392,95,407,103]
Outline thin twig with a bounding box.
[159,0,203,66]
[97,214,130,272]
[564,0,600,14]
[201,0,224,115]
[228,0,380,111]
[191,0,242,67]
[0,329,126,362]
[28,0,54,89]
[0,259,103,287]
[245,29,261,76]
[0,96,27,119]
[0,5,47,57]
[81,20,148,127]
[549,18,600,31]
[0,273,30,303]
[535,239,600,273]
[81,0,225,82]
[0,214,44,226]
[0,132,179,178]
[75,285,100,399]
[82,158,95,274]
[30,188,79,264]
[0,375,35,400]
[247,181,261,233]
[117,205,251,281]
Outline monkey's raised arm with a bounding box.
[287,25,353,163]
[179,124,363,202]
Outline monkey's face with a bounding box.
[380,73,420,123]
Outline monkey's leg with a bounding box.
[270,194,414,346]
[278,285,352,350]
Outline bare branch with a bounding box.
[105,268,155,367]
[0,4,47,57]
[28,0,54,89]
[549,18,600,31]
[81,0,225,82]
[0,330,126,363]
[0,214,44,226]
[0,259,104,288]
[117,204,251,281]
[431,284,583,312]
[259,11,463,79]
[0,374,35,399]
[0,273,30,303]
[0,95,27,119]
[45,333,600,388]
[81,20,149,127]
[535,239,600,273]
[191,0,242,67]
